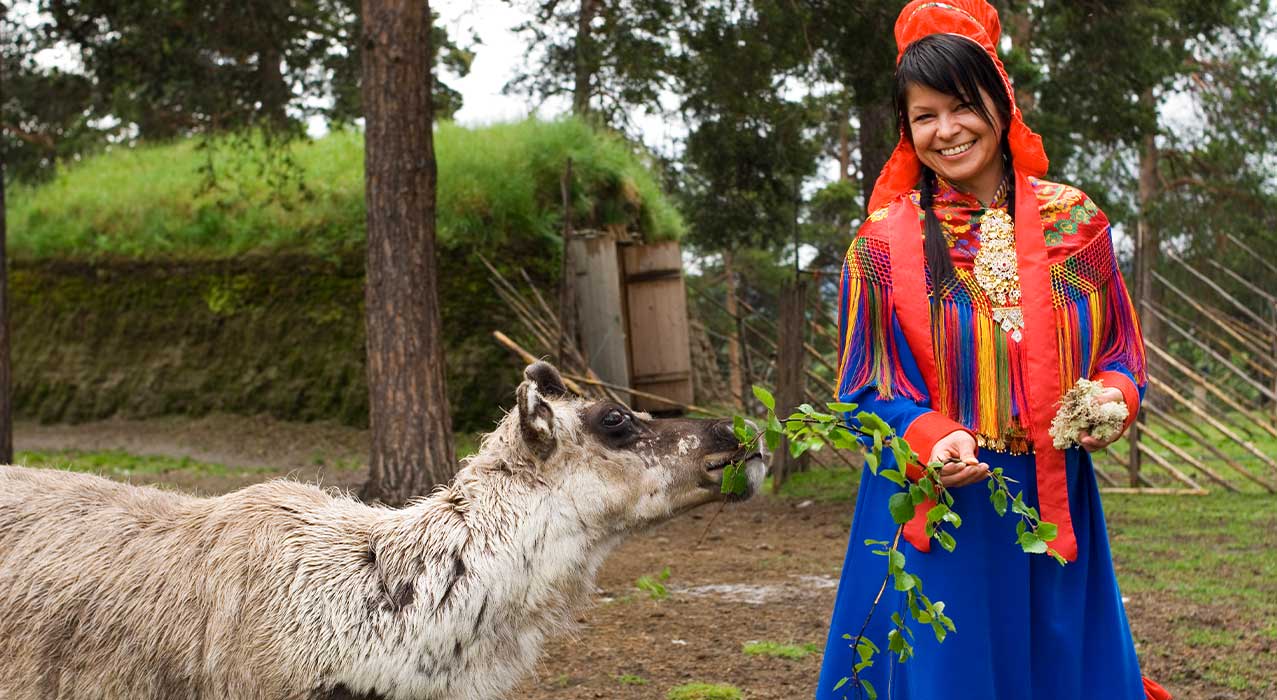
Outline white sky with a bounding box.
[440,1,563,125]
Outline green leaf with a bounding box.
[865,451,880,473]
[788,439,810,459]
[991,490,1008,516]
[764,428,781,453]
[889,492,916,524]
[855,411,890,437]
[880,468,907,487]
[893,572,916,591]
[827,401,858,413]
[1036,522,1058,542]
[1049,549,1068,566]
[1018,531,1048,554]
[861,679,877,699]
[888,549,906,574]
[909,484,928,506]
[832,677,848,692]
[720,462,749,496]
[925,503,950,524]
[937,530,957,552]
[891,439,915,471]
[830,430,858,449]
[732,415,754,443]
[752,385,775,411]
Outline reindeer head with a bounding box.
[511,361,766,531]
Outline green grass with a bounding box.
[774,467,859,502]
[7,118,684,262]
[636,567,672,600]
[666,682,744,700]
[1105,491,1277,616]
[15,449,267,480]
[617,674,649,686]
[741,641,820,660]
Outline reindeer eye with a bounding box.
[601,409,629,430]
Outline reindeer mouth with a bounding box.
[701,450,766,499]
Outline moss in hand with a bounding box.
[1049,378,1129,450]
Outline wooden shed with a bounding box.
[569,230,693,412]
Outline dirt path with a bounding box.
[14,417,1269,700]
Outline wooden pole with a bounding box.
[1144,403,1267,493]
[1140,422,1236,492]
[1153,270,1272,360]
[494,331,717,414]
[1147,374,1277,490]
[773,279,807,492]
[1168,253,1270,328]
[1147,305,1277,403]
[1146,341,1277,440]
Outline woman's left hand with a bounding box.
[1077,386,1127,452]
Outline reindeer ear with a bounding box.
[516,376,557,459]
[524,361,569,398]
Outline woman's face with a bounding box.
[905,82,1006,202]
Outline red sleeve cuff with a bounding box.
[901,411,972,481]
[1093,370,1141,431]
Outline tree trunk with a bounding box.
[573,0,598,117]
[856,98,894,215]
[1130,88,1161,485]
[772,278,807,492]
[1135,88,1163,404]
[723,250,744,408]
[1004,8,1036,113]
[0,125,11,464]
[258,45,290,130]
[360,0,455,505]
[837,103,851,182]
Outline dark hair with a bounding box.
[894,34,1014,292]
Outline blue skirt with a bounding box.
[815,449,1148,700]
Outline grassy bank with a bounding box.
[7,118,684,261]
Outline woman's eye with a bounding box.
[955,102,971,111]
[602,410,628,429]
[912,114,933,123]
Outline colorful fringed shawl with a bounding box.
[837,175,1147,560]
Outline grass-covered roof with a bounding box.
[7,118,685,261]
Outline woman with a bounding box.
[815,2,1169,699]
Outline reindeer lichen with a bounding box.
[1049,379,1129,450]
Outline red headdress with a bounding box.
[867,0,1049,212]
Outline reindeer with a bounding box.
[0,362,766,700]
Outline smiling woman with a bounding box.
[817,1,1164,699]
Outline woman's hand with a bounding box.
[928,430,990,488]
[1077,386,1127,452]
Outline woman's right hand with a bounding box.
[928,430,990,488]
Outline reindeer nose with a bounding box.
[713,419,738,445]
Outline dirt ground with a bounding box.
[14,415,1273,700]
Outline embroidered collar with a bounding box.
[934,173,1010,210]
